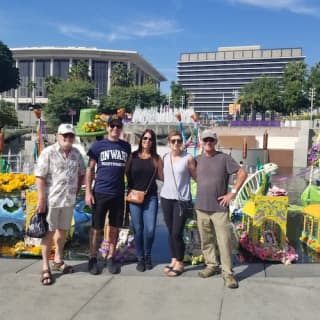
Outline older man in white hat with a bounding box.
[35,123,86,285]
[195,129,247,288]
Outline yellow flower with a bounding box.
[0,173,36,193]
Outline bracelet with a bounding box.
[231,188,237,194]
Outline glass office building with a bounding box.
[177,45,305,118]
[2,47,166,108]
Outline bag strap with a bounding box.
[128,154,157,194]
[169,154,183,201]
[145,165,157,193]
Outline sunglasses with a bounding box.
[110,124,122,129]
[142,136,153,142]
[170,139,182,144]
[61,133,75,138]
[203,137,215,143]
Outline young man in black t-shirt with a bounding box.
[85,116,131,275]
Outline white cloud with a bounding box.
[57,19,182,42]
[58,25,106,40]
[107,19,183,42]
[229,0,320,16]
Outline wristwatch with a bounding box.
[231,188,237,194]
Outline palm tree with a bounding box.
[111,63,134,87]
[27,80,36,104]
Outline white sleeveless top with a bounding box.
[160,152,191,201]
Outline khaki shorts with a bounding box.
[47,207,74,231]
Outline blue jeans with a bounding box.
[129,195,158,258]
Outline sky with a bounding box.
[1,0,320,93]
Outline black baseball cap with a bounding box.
[107,115,123,128]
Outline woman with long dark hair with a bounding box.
[126,129,163,272]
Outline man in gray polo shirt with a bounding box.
[195,129,247,288]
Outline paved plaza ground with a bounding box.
[0,257,319,320]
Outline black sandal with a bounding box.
[167,269,183,277]
[40,269,53,286]
[163,265,173,274]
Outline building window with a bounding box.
[53,60,69,80]
[92,61,107,98]
[35,60,50,97]
[18,60,32,98]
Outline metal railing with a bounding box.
[0,153,34,173]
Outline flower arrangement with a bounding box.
[0,173,35,193]
[81,114,107,133]
[307,143,320,166]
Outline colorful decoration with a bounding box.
[176,111,200,157]
[300,204,320,253]
[117,107,126,119]
[183,219,204,265]
[307,129,320,166]
[237,195,298,264]
[81,114,107,133]
[99,228,136,263]
[0,173,35,193]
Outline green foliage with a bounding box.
[68,60,91,82]
[170,81,188,108]
[0,41,20,93]
[111,63,135,87]
[44,76,62,94]
[308,62,320,108]
[99,84,162,114]
[0,100,18,128]
[44,79,94,127]
[239,77,282,114]
[282,62,309,114]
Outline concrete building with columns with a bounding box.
[1,46,166,109]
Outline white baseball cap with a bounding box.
[57,123,75,135]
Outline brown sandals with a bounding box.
[52,261,74,274]
[41,269,53,286]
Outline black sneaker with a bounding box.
[145,255,153,270]
[88,257,99,275]
[136,257,146,272]
[106,258,120,274]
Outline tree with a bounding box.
[0,41,19,93]
[99,84,162,114]
[27,80,36,104]
[239,77,282,115]
[111,63,135,87]
[44,76,61,95]
[68,60,91,82]
[170,81,188,108]
[282,61,309,114]
[308,62,320,109]
[0,100,18,128]
[44,79,94,127]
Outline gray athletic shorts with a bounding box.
[47,207,74,231]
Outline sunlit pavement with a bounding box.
[1,204,319,319]
[1,253,320,320]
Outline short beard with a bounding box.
[60,140,73,150]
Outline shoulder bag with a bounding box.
[126,160,157,204]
